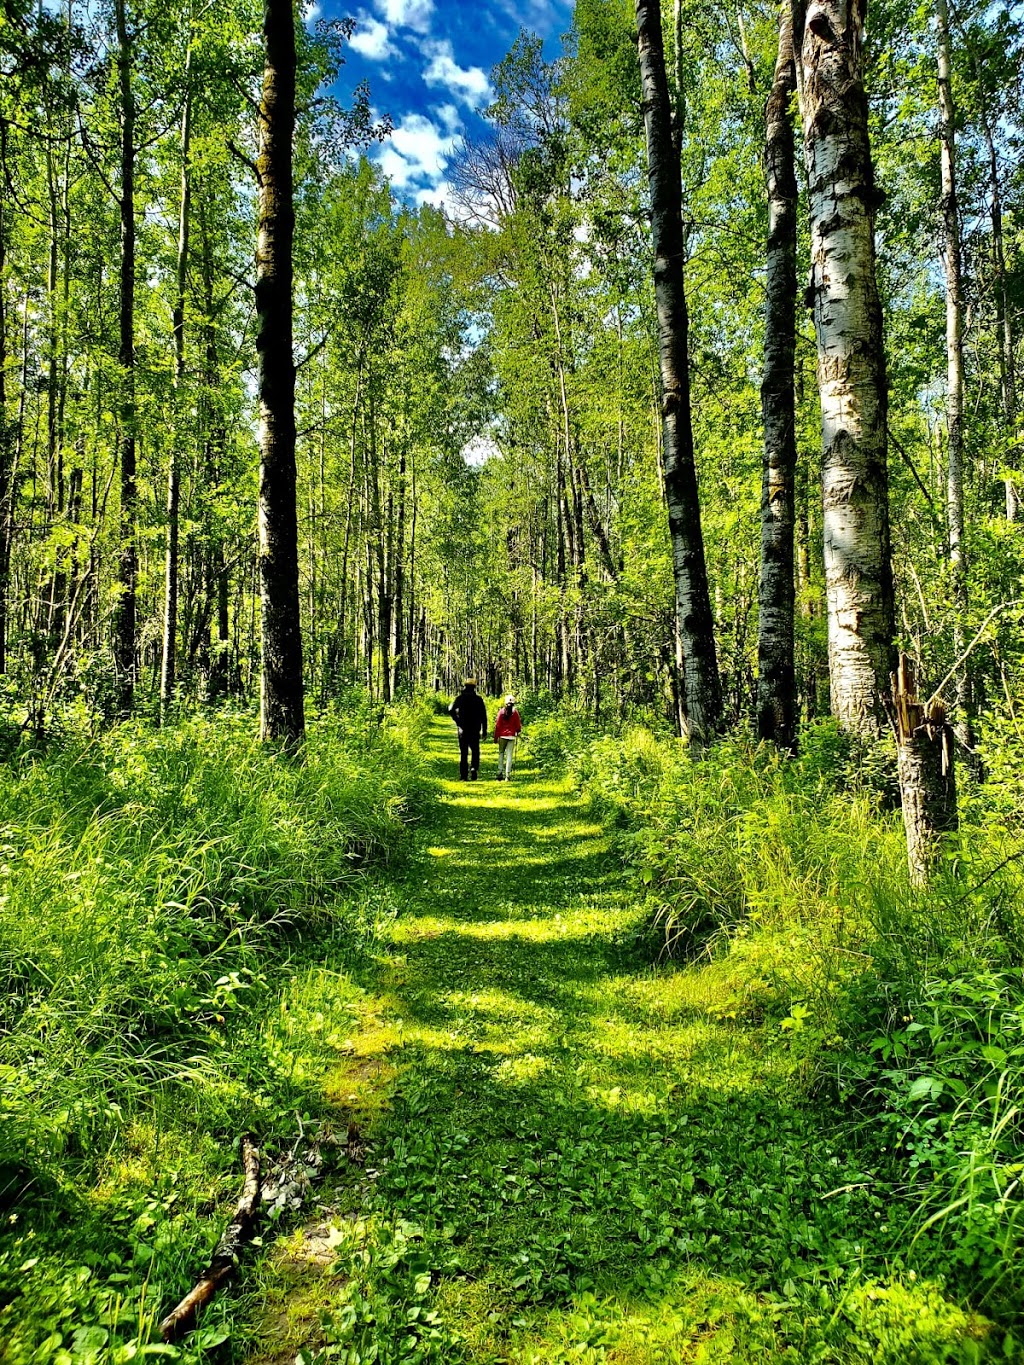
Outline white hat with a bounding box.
[505,695,516,705]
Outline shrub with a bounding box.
[571,723,899,966]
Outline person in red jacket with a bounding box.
[494,695,523,781]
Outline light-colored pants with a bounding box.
[497,736,517,778]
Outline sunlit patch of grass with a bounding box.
[493,1054,552,1085]
[388,898,643,946]
[499,1274,766,1364]
[324,1052,400,1119]
[585,1013,726,1064]
[445,988,558,1025]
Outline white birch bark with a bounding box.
[795,0,895,736]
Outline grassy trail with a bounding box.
[251,714,984,1363]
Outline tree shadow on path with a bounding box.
[301,715,961,1363]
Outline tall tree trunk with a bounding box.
[392,445,405,698]
[671,0,684,160]
[794,0,895,737]
[936,0,972,747]
[407,450,417,689]
[199,194,231,700]
[981,114,1018,521]
[113,0,137,717]
[636,0,722,744]
[161,64,192,723]
[336,372,361,686]
[0,132,12,677]
[757,2,799,749]
[256,0,304,746]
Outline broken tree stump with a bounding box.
[159,1134,261,1342]
[892,653,958,887]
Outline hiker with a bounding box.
[494,695,523,781]
[448,676,488,781]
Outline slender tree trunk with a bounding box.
[113,0,137,717]
[980,115,1018,521]
[796,448,812,617]
[579,460,617,581]
[0,138,12,677]
[671,0,684,159]
[199,195,231,700]
[794,0,895,737]
[936,0,972,747]
[407,450,417,688]
[161,65,192,723]
[757,2,799,749]
[336,356,362,683]
[256,0,304,746]
[636,0,722,743]
[392,445,405,698]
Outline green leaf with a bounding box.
[907,1076,943,1102]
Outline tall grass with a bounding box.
[0,697,435,1362]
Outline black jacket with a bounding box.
[449,687,487,737]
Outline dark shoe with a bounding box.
[470,770,477,780]
[459,774,468,781]
[496,772,504,781]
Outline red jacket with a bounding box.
[494,706,522,740]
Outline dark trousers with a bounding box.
[458,728,481,779]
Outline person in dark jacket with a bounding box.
[448,677,488,781]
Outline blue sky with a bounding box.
[316,0,574,207]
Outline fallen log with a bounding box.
[159,1135,261,1342]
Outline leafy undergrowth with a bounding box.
[6,702,1023,1363]
[238,710,1019,1365]
[560,716,1024,1335]
[0,697,436,1365]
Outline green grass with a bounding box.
[3,706,1018,1363]
[241,714,1009,1364]
[0,702,434,1365]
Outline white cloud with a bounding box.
[375,0,434,33]
[435,103,461,134]
[349,13,394,59]
[414,180,453,209]
[377,113,458,190]
[422,39,490,108]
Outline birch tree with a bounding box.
[794,0,895,736]
[160,44,192,723]
[113,0,137,717]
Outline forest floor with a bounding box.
[242,713,989,1364]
